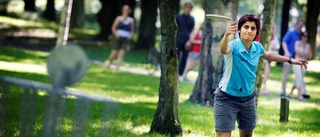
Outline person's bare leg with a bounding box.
[216,131,231,137]
[296,86,304,101]
[108,50,118,68]
[288,84,296,98]
[182,58,196,79]
[116,49,126,71]
[239,129,253,137]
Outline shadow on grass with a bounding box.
[1,83,161,137]
[0,46,48,64]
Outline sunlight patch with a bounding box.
[131,124,150,135]
[0,61,47,74]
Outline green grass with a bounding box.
[1,45,320,137]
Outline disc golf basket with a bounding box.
[0,44,118,137]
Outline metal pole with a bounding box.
[56,0,74,47]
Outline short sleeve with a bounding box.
[225,41,234,55]
[282,30,292,43]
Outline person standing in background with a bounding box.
[254,14,263,42]
[107,4,135,71]
[288,32,312,100]
[180,23,203,81]
[261,25,280,94]
[176,2,195,76]
[280,19,306,97]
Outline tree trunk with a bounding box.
[254,0,276,107]
[44,0,56,21]
[24,0,36,12]
[306,0,320,59]
[149,0,182,136]
[189,0,239,106]
[96,0,119,40]
[278,0,291,58]
[70,0,84,28]
[96,0,135,40]
[0,0,10,15]
[174,0,180,14]
[134,0,158,50]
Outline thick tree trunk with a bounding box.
[24,0,36,12]
[70,0,84,28]
[189,0,238,106]
[174,0,180,14]
[306,0,320,59]
[44,0,56,21]
[255,0,276,107]
[278,0,291,58]
[134,0,157,50]
[149,0,182,136]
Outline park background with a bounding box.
[0,0,320,136]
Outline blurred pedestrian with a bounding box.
[288,32,312,100]
[107,4,135,71]
[176,2,195,76]
[280,19,305,97]
[261,24,280,94]
[180,23,203,81]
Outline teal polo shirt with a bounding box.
[219,38,265,97]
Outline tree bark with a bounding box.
[189,0,238,106]
[134,0,157,50]
[278,0,291,58]
[306,0,320,59]
[254,0,276,107]
[174,0,180,14]
[44,0,56,21]
[149,0,182,136]
[70,0,84,28]
[24,0,36,12]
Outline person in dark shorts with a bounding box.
[107,4,134,71]
[215,14,308,137]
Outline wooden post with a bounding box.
[279,97,289,122]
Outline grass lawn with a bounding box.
[1,45,320,137]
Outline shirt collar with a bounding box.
[236,38,257,53]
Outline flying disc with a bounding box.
[205,14,231,21]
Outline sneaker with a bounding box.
[302,94,310,99]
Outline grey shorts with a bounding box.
[214,88,257,132]
[113,37,129,50]
[188,52,200,60]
